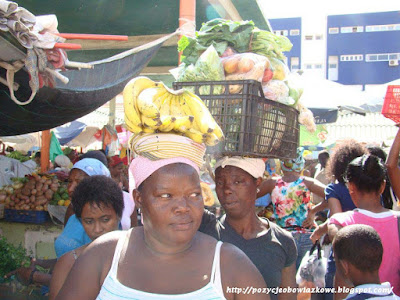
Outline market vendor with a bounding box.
[257,148,328,270]
[49,175,123,300]
[200,156,297,300]
[55,157,137,258]
[55,146,268,299]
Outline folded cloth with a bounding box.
[129,155,199,190]
[281,147,305,173]
[0,0,18,17]
[130,133,206,169]
[71,158,110,177]
[215,156,265,179]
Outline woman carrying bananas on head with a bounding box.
[55,133,268,300]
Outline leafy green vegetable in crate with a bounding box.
[250,29,293,61]
[0,236,31,280]
[6,151,30,163]
[178,19,255,65]
[176,45,225,95]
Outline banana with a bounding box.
[142,115,162,129]
[205,132,220,146]
[173,115,194,133]
[182,91,216,134]
[159,93,173,116]
[142,127,156,133]
[152,85,169,110]
[137,87,161,118]
[183,128,207,144]
[177,94,195,118]
[123,77,155,133]
[211,120,224,140]
[169,95,185,118]
[158,115,176,132]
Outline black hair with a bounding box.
[326,140,367,183]
[333,224,382,272]
[34,151,41,158]
[72,175,124,219]
[366,146,393,209]
[344,154,386,194]
[318,150,329,160]
[80,150,108,167]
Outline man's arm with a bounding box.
[386,126,400,199]
[278,263,297,300]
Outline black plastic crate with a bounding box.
[173,80,299,159]
[4,209,49,224]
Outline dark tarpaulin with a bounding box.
[309,108,338,124]
[0,36,168,136]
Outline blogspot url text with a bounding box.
[226,286,394,295]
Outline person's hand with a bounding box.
[302,211,316,228]
[5,265,35,285]
[310,225,324,244]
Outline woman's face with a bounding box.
[81,202,119,241]
[215,166,258,218]
[68,169,89,197]
[136,164,203,246]
[110,163,124,178]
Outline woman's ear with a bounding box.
[379,180,386,195]
[132,189,142,209]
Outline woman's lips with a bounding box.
[171,220,194,231]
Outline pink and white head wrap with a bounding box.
[129,155,200,194]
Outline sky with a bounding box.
[257,0,399,19]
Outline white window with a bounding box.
[340,55,364,61]
[366,53,400,62]
[305,64,312,69]
[365,24,400,32]
[389,54,399,60]
[291,57,299,70]
[328,56,338,81]
[315,64,323,69]
[315,34,323,40]
[329,27,339,34]
[305,35,313,40]
[341,26,363,33]
[290,29,300,36]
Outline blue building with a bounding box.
[327,11,400,88]
[269,17,302,71]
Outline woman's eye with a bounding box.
[160,193,171,199]
[189,192,201,198]
[84,220,93,224]
[102,218,110,222]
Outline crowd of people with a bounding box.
[4,125,400,300]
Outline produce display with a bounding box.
[6,151,30,163]
[0,236,30,280]
[123,76,224,145]
[176,18,316,133]
[0,174,70,212]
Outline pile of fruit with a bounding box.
[0,174,70,211]
[123,76,224,145]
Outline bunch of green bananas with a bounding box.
[123,76,224,146]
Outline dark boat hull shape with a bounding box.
[0,41,164,136]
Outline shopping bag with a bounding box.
[296,241,327,289]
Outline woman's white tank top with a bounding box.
[96,233,226,300]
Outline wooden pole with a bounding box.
[41,130,50,173]
[178,0,196,63]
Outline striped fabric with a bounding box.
[129,133,206,168]
[96,232,225,300]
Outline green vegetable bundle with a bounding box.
[178,18,293,65]
[0,236,30,280]
[6,151,30,163]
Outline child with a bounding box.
[332,224,400,299]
